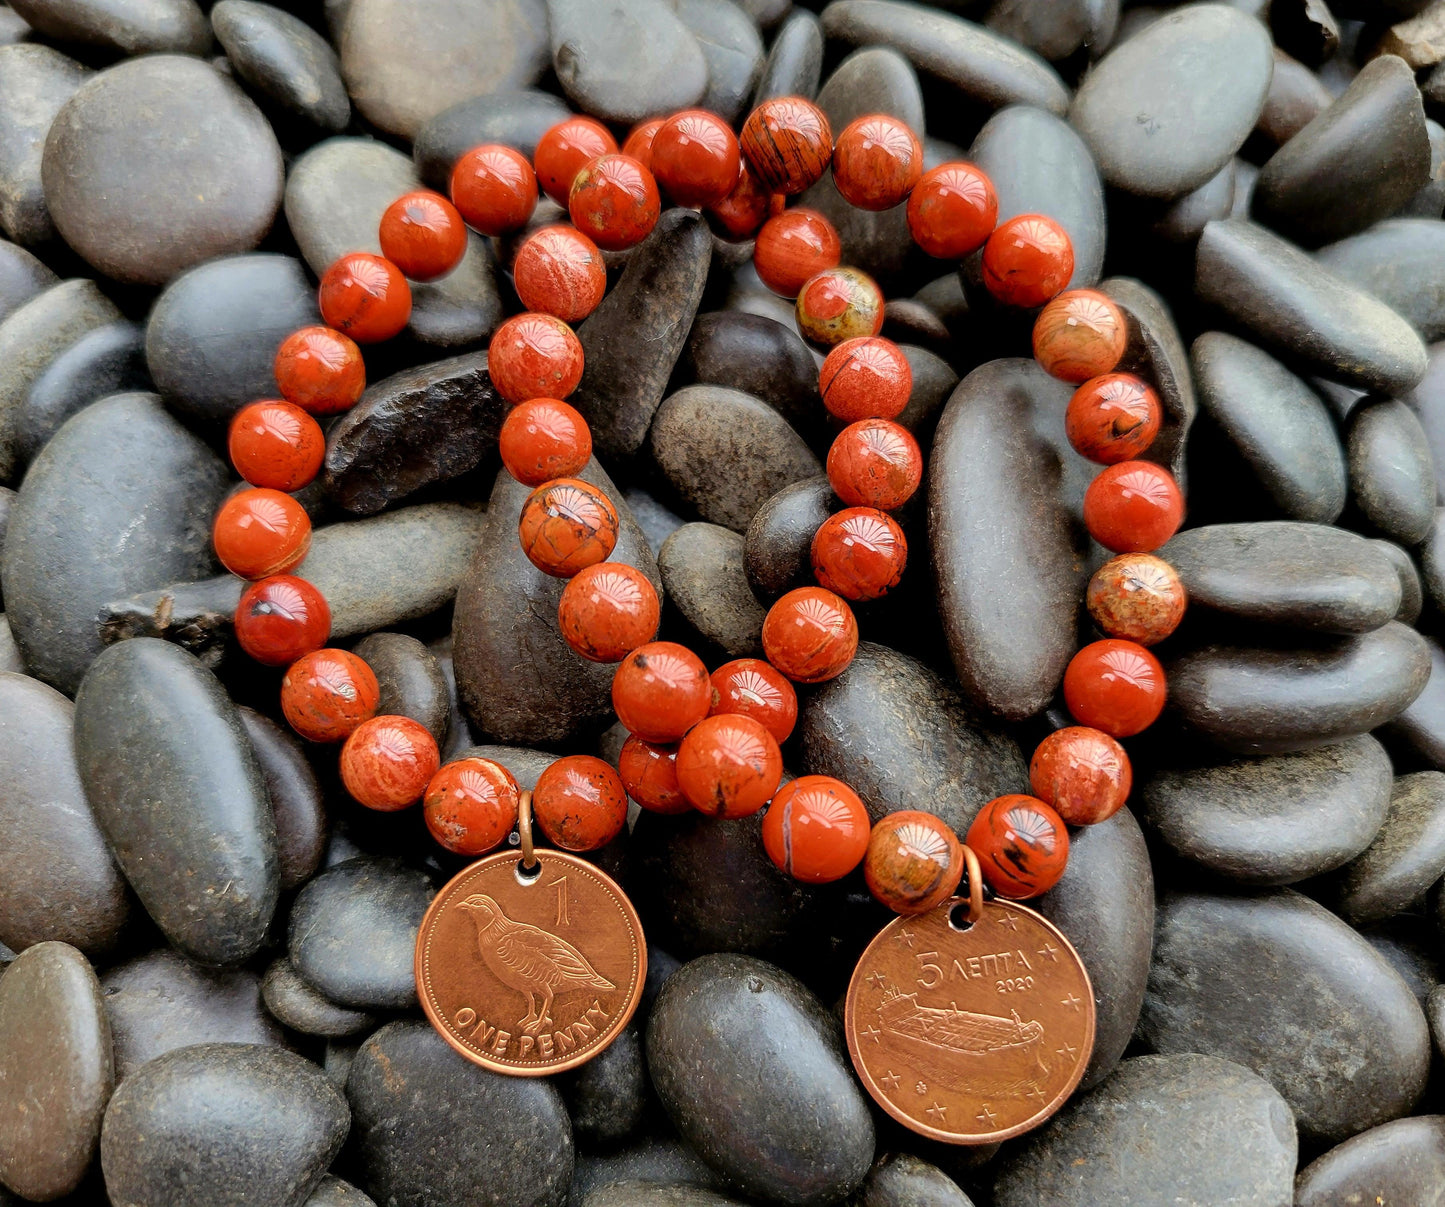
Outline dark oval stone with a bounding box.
[560,1021,647,1149]
[658,523,766,659]
[211,0,350,134]
[1318,219,1445,342]
[431,634,476,761]
[1363,916,1440,1004]
[0,240,56,325]
[351,631,449,746]
[569,1137,729,1207]
[7,0,208,53]
[1257,48,1332,147]
[992,1054,1296,1207]
[581,1185,747,1207]
[262,957,376,1039]
[19,320,148,464]
[1254,55,1429,246]
[679,311,819,434]
[1405,116,1445,218]
[238,706,325,893]
[1150,159,1236,244]
[1347,398,1436,545]
[1296,1116,1445,1207]
[74,638,276,965]
[647,953,874,1204]
[145,252,320,428]
[100,1043,348,1207]
[1144,888,1428,1143]
[852,1153,974,1207]
[0,672,128,956]
[986,0,1119,62]
[752,9,821,103]
[744,476,834,599]
[456,745,556,792]
[309,1175,378,1207]
[0,44,88,247]
[413,89,571,191]
[1374,538,1424,624]
[678,0,763,123]
[1387,634,1445,768]
[347,1019,573,1207]
[1326,771,1445,925]
[895,344,958,441]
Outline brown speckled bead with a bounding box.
[863,810,964,915]
[1030,727,1132,826]
[1087,552,1187,645]
[795,266,884,347]
[1031,289,1129,383]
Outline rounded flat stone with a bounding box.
[0,43,88,246]
[19,319,148,464]
[680,311,819,435]
[262,957,376,1039]
[753,9,822,103]
[238,706,325,893]
[561,1021,647,1149]
[211,0,350,134]
[1327,771,1445,925]
[1318,218,1445,342]
[658,523,766,658]
[0,240,57,325]
[744,476,834,600]
[1347,398,1436,546]
[678,0,763,124]
[7,0,208,54]
[350,631,449,746]
[413,89,570,192]
[986,0,1120,62]
[1296,1116,1445,1207]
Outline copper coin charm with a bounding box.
[845,896,1095,1145]
[415,847,646,1076]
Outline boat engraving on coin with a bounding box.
[846,898,1095,1144]
[416,849,646,1075]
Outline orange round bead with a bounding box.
[535,117,618,205]
[966,794,1069,899]
[487,312,584,403]
[981,214,1074,309]
[1066,373,1162,465]
[274,325,365,416]
[651,109,740,208]
[708,657,798,744]
[228,400,325,492]
[675,713,783,819]
[740,96,833,195]
[622,117,665,170]
[340,714,439,812]
[864,810,964,915]
[810,506,907,601]
[612,640,710,742]
[796,266,884,346]
[1029,726,1132,826]
[1083,460,1184,554]
[754,208,840,298]
[761,586,858,683]
[213,488,311,580]
[512,225,607,322]
[762,775,871,883]
[451,144,538,236]
[568,153,661,252]
[557,561,660,662]
[378,190,467,282]
[618,734,691,814]
[234,575,330,666]
[1087,552,1187,646]
[826,418,922,511]
[819,335,912,422]
[318,252,411,343]
[906,162,998,259]
[423,757,520,856]
[517,477,619,577]
[1063,639,1167,738]
[533,754,628,851]
[705,159,773,241]
[280,648,380,743]
[832,113,923,211]
[1032,289,1128,383]
[499,397,592,487]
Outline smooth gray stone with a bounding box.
[307,1175,378,1207]
[1194,218,1430,397]
[1140,734,1393,884]
[1326,771,1445,925]
[658,523,765,658]
[647,954,874,1205]
[568,1138,729,1207]
[101,948,286,1084]
[1423,984,1445,1056]
[1363,916,1440,1004]
[1319,219,1445,341]
[1387,635,1445,769]
[852,1153,974,1207]
[1374,538,1424,624]
[0,44,87,246]
[582,1186,747,1207]
[413,89,570,191]
[1190,331,1346,523]
[547,0,707,123]
[1296,1116,1445,1207]
[351,631,449,746]
[678,0,763,124]
[1256,47,1332,147]
[100,1044,349,1207]
[0,617,19,675]
[895,344,958,438]
[1254,54,1429,245]
[1151,159,1236,244]
[986,0,1119,61]
[1404,117,1445,218]
[0,941,110,1202]
[347,1021,573,1207]
[146,252,320,428]
[237,707,325,893]
[1141,888,1428,1143]
[0,239,54,324]
[820,0,1070,117]
[0,7,25,44]
[430,634,474,761]
[212,1,350,134]
[455,744,554,792]
[1410,342,1445,497]
[262,958,375,1039]
[561,1022,647,1149]
[743,475,834,599]
[338,0,547,138]
[8,0,208,52]
[680,311,818,434]
[19,320,147,463]
[1069,4,1273,199]
[992,1054,1296,1207]
[0,673,128,956]
[753,9,821,103]
[624,486,685,561]
[42,56,282,286]
[2,392,225,693]
[1348,398,1436,545]
[1427,508,1445,610]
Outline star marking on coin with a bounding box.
[926,1102,947,1123]
[1061,992,1082,1011]
[1056,1041,1078,1060]
[914,1080,927,1095]
[997,910,1019,931]
[894,927,915,948]
[861,1024,881,1044]
[1037,942,1059,962]
[977,1104,997,1126]
[866,970,888,990]
[880,1070,901,1092]
[1025,1085,1048,1104]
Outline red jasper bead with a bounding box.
[651,109,740,208]
[535,117,618,205]
[981,213,1074,309]
[622,117,664,170]
[318,252,411,343]
[274,325,366,416]
[618,734,691,814]
[708,657,798,744]
[966,794,1069,899]
[1083,460,1184,553]
[754,208,840,298]
[423,757,520,856]
[819,335,912,422]
[517,477,619,577]
[906,162,998,259]
[741,96,833,195]
[234,575,330,666]
[762,775,871,883]
[1066,373,1162,465]
[1032,289,1128,383]
[557,561,660,663]
[796,266,884,346]
[761,586,858,683]
[1063,638,1167,738]
[612,640,710,742]
[811,506,907,601]
[534,754,628,851]
[832,114,923,211]
[228,400,325,492]
[499,397,592,486]
[864,810,964,915]
[568,153,660,252]
[340,714,439,811]
[451,144,538,236]
[1087,552,1187,646]
[213,488,311,580]
[378,190,467,282]
[487,312,584,403]
[280,648,380,743]
[512,225,606,322]
[676,713,783,819]
[705,159,772,241]
[1029,726,1132,826]
[826,418,922,511]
